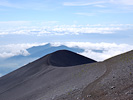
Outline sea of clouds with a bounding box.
[0,42,132,61]
[0,42,133,77]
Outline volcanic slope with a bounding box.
[0,50,132,100]
[0,50,96,100]
[55,50,133,100]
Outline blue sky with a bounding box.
[0,0,133,55]
[0,0,133,24]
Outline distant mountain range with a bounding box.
[0,49,132,100]
[0,43,84,75]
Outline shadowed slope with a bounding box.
[49,50,96,67]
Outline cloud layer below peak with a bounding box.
[0,23,132,36]
[0,42,132,61]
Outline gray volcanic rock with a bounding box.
[0,50,96,100]
[0,50,133,100]
[55,50,133,100]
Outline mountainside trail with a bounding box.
[80,62,112,100]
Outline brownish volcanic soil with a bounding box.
[0,50,133,100]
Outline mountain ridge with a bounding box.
[0,50,132,100]
[0,44,84,76]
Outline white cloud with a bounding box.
[63,0,133,6]
[51,42,133,61]
[51,27,122,34]
[0,0,39,9]
[0,43,47,58]
[63,1,105,6]
[0,45,29,58]
[0,42,133,61]
[109,0,133,12]
[75,13,95,16]
[110,0,133,5]
[0,0,60,10]
[63,0,133,12]
[1,24,130,36]
[94,5,106,8]
[0,0,20,8]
